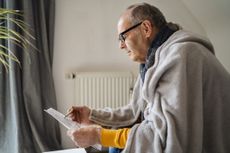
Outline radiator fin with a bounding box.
[74,72,135,109]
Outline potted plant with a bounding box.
[0,8,34,71]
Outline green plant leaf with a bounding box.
[0,8,35,71]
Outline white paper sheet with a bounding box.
[43,148,86,153]
[44,108,102,151]
[44,108,80,129]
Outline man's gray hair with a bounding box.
[127,3,167,29]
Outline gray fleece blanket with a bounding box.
[90,30,230,153]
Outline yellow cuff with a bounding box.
[101,128,130,149]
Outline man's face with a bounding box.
[117,14,149,63]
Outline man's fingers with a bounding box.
[74,142,80,147]
[67,106,74,113]
[66,106,80,122]
[65,107,74,118]
[76,110,81,123]
[66,106,90,124]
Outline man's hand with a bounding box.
[67,126,101,148]
[66,106,94,125]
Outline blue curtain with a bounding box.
[0,0,61,152]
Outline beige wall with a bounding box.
[181,0,230,72]
[53,0,228,148]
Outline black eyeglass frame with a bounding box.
[119,22,143,42]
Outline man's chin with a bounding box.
[130,56,138,62]
[129,57,144,63]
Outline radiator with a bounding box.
[73,72,135,109]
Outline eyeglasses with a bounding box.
[118,22,142,42]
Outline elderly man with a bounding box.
[67,3,230,153]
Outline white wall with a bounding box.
[180,0,230,72]
[53,0,221,148]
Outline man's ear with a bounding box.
[141,20,153,38]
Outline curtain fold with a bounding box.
[0,0,61,152]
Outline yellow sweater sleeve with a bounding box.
[100,128,130,149]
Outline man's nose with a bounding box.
[119,41,126,49]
